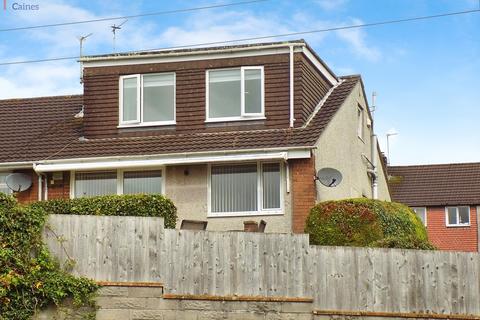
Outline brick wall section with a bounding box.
[426,206,478,252]
[14,169,38,203]
[46,171,70,200]
[291,156,316,233]
[13,170,70,204]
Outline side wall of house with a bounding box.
[165,164,293,233]
[290,157,316,233]
[426,205,478,252]
[313,82,391,202]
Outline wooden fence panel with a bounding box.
[44,215,480,316]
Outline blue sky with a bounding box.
[0,0,479,165]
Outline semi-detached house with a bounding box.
[0,40,390,233]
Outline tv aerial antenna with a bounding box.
[78,33,93,84]
[111,19,128,52]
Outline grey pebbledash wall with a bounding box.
[42,215,480,319]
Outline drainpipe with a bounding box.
[371,92,378,199]
[37,173,42,201]
[289,45,295,128]
[42,174,48,200]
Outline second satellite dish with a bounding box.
[6,173,32,192]
[316,168,343,187]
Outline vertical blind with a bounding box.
[211,164,258,213]
[123,170,162,194]
[262,163,280,209]
[75,172,117,198]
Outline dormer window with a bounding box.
[206,67,264,122]
[119,72,175,127]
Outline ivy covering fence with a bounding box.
[0,193,98,320]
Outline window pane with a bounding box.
[75,172,117,198]
[143,74,175,122]
[208,69,241,118]
[0,172,12,194]
[262,163,280,209]
[211,164,257,213]
[123,77,138,122]
[412,207,426,226]
[124,170,162,194]
[447,207,458,225]
[244,69,262,114]
[459,206,470,224]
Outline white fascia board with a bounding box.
[33,149,311,173]
[0,162,33,170]
[82,44,304,68]
[301,47,338,86]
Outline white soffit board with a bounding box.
[34,149,311,172]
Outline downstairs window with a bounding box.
[73,170,163,198]
[209,162,281,216]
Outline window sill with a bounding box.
[446,224,470,228]
[118,121,176,128]
[207,210,283,218]
[205,116,266,123]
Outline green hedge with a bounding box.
[30,194,177,228]
[305,198,435,250]
[0,193,97,320]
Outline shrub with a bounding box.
[30,194,177,228]
[0,193,98,320]
[305,198,435,250]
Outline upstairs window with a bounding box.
[120,73,175,126]
[206,67,264,122]
[446,206,470,227]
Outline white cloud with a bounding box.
[336,19,381,62]
[315,0,348,11]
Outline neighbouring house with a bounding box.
[0,40,390,233]
[388,163,480,252]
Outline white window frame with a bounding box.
[205,66,265,123]
[119,73,176,127]
[411,207,427,227]
[445,206,470,227]
[207,161,284,217]
[70,168,165,199]
[0,171,12,194]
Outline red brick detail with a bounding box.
[426,206,478,252]
[46,172,70,200]
[14,170,70,204]
[14,169,38,204]
[291,157,316,233]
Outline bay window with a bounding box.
[206,67,264,122]
[209,162,282,216]
[72,169,163,198]
[120,73,175,126]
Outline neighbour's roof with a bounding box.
[0,76,360,164]
[388,163,480,206]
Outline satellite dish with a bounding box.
[316,168,343,187]
[6,173,32,192]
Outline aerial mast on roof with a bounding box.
[111,19,128,52]
[78,33,93,84]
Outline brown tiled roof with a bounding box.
[0,76,359,164]
[388,163,480,206]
